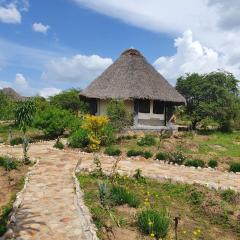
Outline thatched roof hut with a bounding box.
[80,49,185,129]
[80,49,185,104]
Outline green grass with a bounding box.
[77,173,240,240]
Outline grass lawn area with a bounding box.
[0,122,43,144]
[77,173,240,240]
[106,131,240,171]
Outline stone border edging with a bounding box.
[73,170,99,240]
[0,158,40,240]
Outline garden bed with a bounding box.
[77,172,240,240]
[0,157,29,236]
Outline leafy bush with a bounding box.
[127,149,143,157]
[220,189,239,204]
[142,151,153,159]
[34,107,74,138]
[68,128,90,149]
[100,123,116,146]
[104,146,121,156]
[189,189,204,205]
[53,138,64,150]
[10,137,23,146]
[137,135,156,146]
[0,156,17,171]
[106,100,132,132]
[229,162,240,173]
[208,159,218,168]
[110,185,140,207]
[133,169,146,183]
[185,159,205,168]
[0,204,12,236]
[168,151,186,165]
[137,209,170,239]
[155,152,169,161]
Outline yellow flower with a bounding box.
[150,233,155,237]
[183,230,187,234]
[197,229,201,234]
[193,231,198,235]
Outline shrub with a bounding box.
[221,189,239,204]
[106,100,132,132]
[142,151,153,159]
[229,162,240,173]
[155,152,169,161]
[137,209,170,239]
[127,149,143,157]
[133,169,146,183]
[137,135,156,146]
[34,107,74,138]
[185,159,205,168]
[168,151,186,165]
[110,186,140,207]
[0,156,17,171]
[53,138,64,150]
[100,123,116,146]
[0,204,12,236]
[189,189,204,205]
[208,159,218,168]
[10,137,23,146]
[104,146,121,156]
[68,128,90,149]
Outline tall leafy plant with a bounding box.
[15,100,36,164]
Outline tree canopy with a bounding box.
[49,89,88,115]
[176,71,240,131]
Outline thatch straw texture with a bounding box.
[80,49,185,104]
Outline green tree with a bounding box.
[0,92,16,120]
[15,100,36,163]
[106,100,132,132]
[49,89,88,115]
[176,71,240,131]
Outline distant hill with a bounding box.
[0,88,28,101]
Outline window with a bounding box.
[153,100,164,114]
[138,99,150,113]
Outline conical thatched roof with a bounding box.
[80,49,185,104]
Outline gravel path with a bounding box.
[0,141,239,239]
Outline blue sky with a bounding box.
[0,0,240,97]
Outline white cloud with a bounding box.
[42,54,113,87]
[32,22,50,34]
[0,3,21,23]
[38,88,62,98]
[153,31,239,84]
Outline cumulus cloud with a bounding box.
[32,22,50,34]
[42,54,113,87]
[0,3,21,23]
[38,88,62,98]
[153,31,239,84]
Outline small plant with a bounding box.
[229,162,240,173]
[221,189,239,204]
[0,156,17,171]
[53,137,64,150]
[0,204,12,236]
[185,159,205,168]
[110,185,140,207]
[208,159,218,168]
[137,209,170,239]
[137,135,156,146]
[68,128,90,149]
[92,155,104,177]
[98,181,109,207]
[155,152,169,161]
[10,137,23,146]
[127,149,143,157]
[189,189,204,205]
[142,151,153,159]
[104,146,121,156]
[168,151,186,165]
[133,168,146,183]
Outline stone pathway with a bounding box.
[0,141,240,239]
